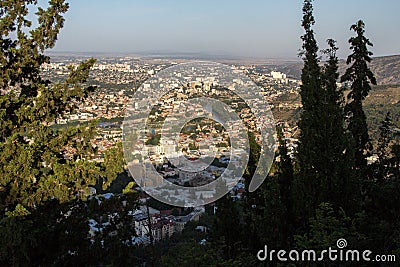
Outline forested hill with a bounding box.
[278,54,400,85]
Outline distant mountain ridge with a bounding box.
[277,55,400,85]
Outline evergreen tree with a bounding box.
[297,0,359,218]
[0,1,127,265]
[320,39,359,213]
[360,113,400,257]
[0,0,99,211]
[296,0,327,221]
[241,131,263,252]
[294,203,359,259]
[296,0,323,219]
[341,20,377,172]
[241,128,294,252]
[374,112,395,181]
[276,126,294,246]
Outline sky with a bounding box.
[40,0,400,59]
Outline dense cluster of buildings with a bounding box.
[42,56,302,244]
[88,193,205,246]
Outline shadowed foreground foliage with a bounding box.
[0,0,399,266]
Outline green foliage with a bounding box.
[145,133,161,146]
[296,0,358,220]
[0,212,38,266]
[276,126,294,245]
[295,203,359,252]
[188,141,199,150]
[0,1,129,265]
[0,0,101,210]
[158,3,400,266]
[370,112,399,181]
[1,1,399,266]
[101,142,124,190]
[123,181,136,195]
[5,204,30,217]
[297,0,324,219]
[319,39,359,213]
[341,20,377,171]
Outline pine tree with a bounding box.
[293,2,366,250]
[374,112,399,181]
[0,0,100,211]
[0,1,126,265]
[341,20,377,172]
[320,39,359,213]
[297,0,359,218]
[296,0,325,220]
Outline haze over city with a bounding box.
[2,0,400,265]
[44,0,400,59]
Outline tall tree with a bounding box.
[341,20,377,172]
[374,112,394,181]
[320,39,358,213]
[360,112,400,258]
[0,0,99,211]
[295,0,360,223]
[297,1,359,218]
[276,126,294,246]
[0,1,126,265]
[296,0,325,221]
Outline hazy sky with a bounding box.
[45,0,400,59]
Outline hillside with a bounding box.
[271,84,400,140]
[276,55,400,85]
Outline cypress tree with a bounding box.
[297,0,324,219]
[341,20,377,172]
[320,39,358,212]
[340,20,377,214]
[297,0,357,217]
